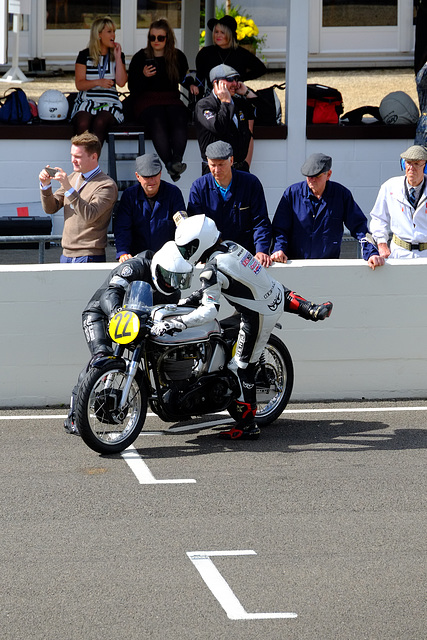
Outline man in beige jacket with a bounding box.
[39,131,118,262]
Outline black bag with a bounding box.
[0,88,32,124]
[307,84,343,124]
[252,83,285,126]
[340,106,382,125]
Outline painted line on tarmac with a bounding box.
[282,406,427,414]
[121,444,196,484]
[187,550,298,620]
[1,405,427,421]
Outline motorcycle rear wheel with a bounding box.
[228,334,294,427]
[76,361,147,454]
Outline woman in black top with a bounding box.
[196,15,266,94]
[127,18,199,182]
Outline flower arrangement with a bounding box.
[200,4,266,54]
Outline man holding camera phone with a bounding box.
[39,131,117,263]
[194,64,258,175]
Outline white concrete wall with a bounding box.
[0,136,414,230]
[1,258,426,408]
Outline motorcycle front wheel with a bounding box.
[227,334,294,427]
[75,361,147,454]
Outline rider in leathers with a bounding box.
[153,217,333,440]
[64,243,190,434]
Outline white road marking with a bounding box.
[282,406,427,414]
[187,550,297,620]
[121,445,196,484]
[1,405,427,422]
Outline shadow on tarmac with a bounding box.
[126,415,427,460]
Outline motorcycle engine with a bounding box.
[159,343,208,385]
[154,341,236,416]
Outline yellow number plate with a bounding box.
[109,310,140,344]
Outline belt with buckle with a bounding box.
[392,234,427,252]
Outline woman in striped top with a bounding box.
[71,16,128,145]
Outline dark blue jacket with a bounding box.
[271,180,378,260]
[187,170,272,255]
[114,181,185,259]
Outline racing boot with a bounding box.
[63,351,111,437]
[284,290,333,322]
[219,401,260,440]
[63,385,79,435]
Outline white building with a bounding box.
[0,1,419,225]
[0,0,418,71]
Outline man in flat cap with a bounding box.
[194,64,258,174]
[187,140,272,267]
[369,145,427,258]
[114,152,185,263]
[271,152,383,269]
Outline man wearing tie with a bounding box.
[39,131,117,262]
[369,145,427,259]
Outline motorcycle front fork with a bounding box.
[103,345,141,411]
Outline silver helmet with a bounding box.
[174,214,220,266]
[151,241,193,295]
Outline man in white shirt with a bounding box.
[370,145,427,259]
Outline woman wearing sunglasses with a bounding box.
[127,18,199,182]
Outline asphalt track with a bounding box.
[1,400,426,640]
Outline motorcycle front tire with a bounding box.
[76,361,147,454]
[228,333,294,427]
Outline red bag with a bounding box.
[307,84,343,124]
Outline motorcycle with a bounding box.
[75,281,294,454]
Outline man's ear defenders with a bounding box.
[400,158,427,173]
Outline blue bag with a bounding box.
[0,88,32,124]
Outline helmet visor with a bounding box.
[177,239,200,261]
[158,265,193,290]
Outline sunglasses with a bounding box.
[148,34,166,42]
[217,75,240,83]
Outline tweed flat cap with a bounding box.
[301,153,332,177]
[400,145,427,161]
[206,140,233,160]
[209,64,239,83]
[135,153,162,177]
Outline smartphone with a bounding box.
[145,58,156,68]
[45,166,57,177]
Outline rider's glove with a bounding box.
[150,318,187,336]
[109,306,123,321]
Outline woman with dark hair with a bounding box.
[196,15,266,94]
[127,18,199,182]
[71,16,127,145]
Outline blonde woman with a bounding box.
[127,18,198,182]
[196,15,266,94]
[71,16,127,145]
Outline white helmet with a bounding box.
[174,214,220,266]
[38,89,69,121]
[151,241,193,295]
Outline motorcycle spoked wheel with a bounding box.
[76,361,147,454]
[227,334,294,427]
